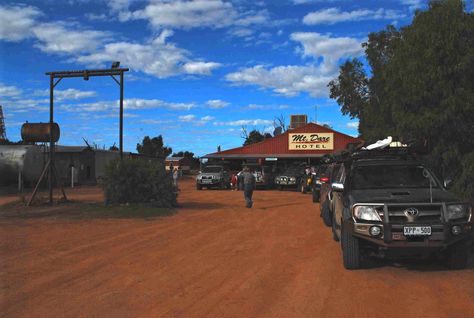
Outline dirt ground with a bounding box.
[1,178,473,318]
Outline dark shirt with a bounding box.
[242,171,256,190]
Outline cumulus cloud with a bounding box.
[32,22,111,54]
[0,83,22,98]
[400,0,425,11]
[62,98,195,113]
[290,32,363,72]
[179,114,215,125]
[347,121,359,129]
[125,0,270,30]
[226,32,363,97]
[35,88,97,100]
[214,119,273,126]
[0,6,220,79]
[179,114,196,122]
[303,8,405,25]
[0,4,41,41]
[206,99,229,108]
[226,65,333,97]
[76,30,221,78]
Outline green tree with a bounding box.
[137,135,172,158]
[329,0,474,198]
[243,129,265,146]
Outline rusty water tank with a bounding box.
[21,123,60,142]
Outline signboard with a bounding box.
[288,133,334,150]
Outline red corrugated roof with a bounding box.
[205,123,363,158]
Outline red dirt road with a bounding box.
[1,178,473,317]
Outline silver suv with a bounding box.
[196,165,230,190]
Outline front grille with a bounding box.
[384,204,443,224]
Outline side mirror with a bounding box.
[332,182,344,192]
[443,178,453,189]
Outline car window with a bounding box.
[351,165,440,189]
[331,165,341,181]
[202,166,222,173]
[335,164,345,183]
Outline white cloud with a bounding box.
[226,32,363,97]
[400,0,425,11]
[290,32,364,72]
[125,99,195,110]
[32,22,111,54]
[62,98,195,113]
[214,119,273,126]
[76,30,221,78]
[85,13,108,21]
[303,8,405,25]
[206,99,229,108]
[1,98,49,113]
[0,4,41,41]
[123,0,271,31]
[179,114,196,122]
[130,0,236,29]
[347,121,359,129]
[182,61,221,75]
[201,115,214,121]
[35,88,97,100]
[226,65,333,97]
[0,83,22,98]
[179,114,215,125]
[0,5,220,79]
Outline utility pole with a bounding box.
[314,105,318,124]
[0,105,6,141]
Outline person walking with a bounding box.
[241,167,256,208]
[172,168,179,190]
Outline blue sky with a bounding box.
[1,0,461,156]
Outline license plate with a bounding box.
[202,179,212,184]
[403,226,431,236]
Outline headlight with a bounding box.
[353,206,382,221]
[446,204,469,220]
[289,177,296,182]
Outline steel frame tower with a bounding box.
[0,105,6,141]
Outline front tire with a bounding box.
[321,199,332,227]
[341,223,362,270]
[300,182,306,194]
[445,240,469,270]
[331,212,340,242]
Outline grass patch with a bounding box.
[0,200,176,220]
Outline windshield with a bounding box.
[351,165,440,189]
[316,165,329,176]
[202,166,222,173]
[283,166,302,175]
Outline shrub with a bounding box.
[101,158,177,207]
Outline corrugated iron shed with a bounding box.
[204,123,363,159]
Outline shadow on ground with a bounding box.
[178,201,227,210]
[362,247,474,271]
[0,200,176,220]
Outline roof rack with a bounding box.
[351,147,416,161]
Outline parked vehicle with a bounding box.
[311,164,330,202]
[246,164,276,189]
[196,165,231,190]
[319,163,342,226]
[274,164,305,191]
[299,172,313,194]
[330,147,473,270]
